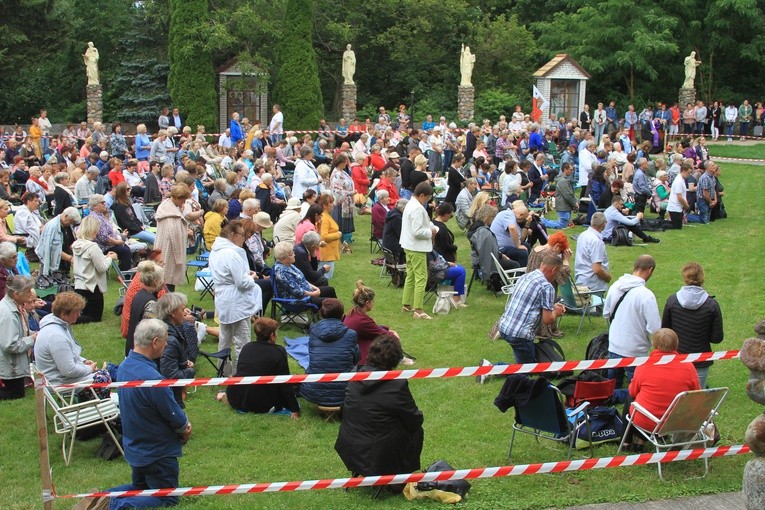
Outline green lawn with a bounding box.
[2,164,763,509]
[707,142,765,160]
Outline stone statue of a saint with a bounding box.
[459,44,475,88]
[683,51,701,89]
[83,42,100,85]
[342,44,356,86]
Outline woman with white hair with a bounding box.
[156,292,196,407]
[273,240,332,307]
[36,206,80,276]
[52,172,76,216]
[371,189,391,241]
[0,274,36,399]
[72,216,118,323]
[14,192,44,252]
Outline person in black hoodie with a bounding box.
[335,333,423,490]
[661,262,723,389]
[443,153,466,206]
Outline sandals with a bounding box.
[401,306,414,313]
[413,311,432,320]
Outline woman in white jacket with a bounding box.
[72,215,118,323]
[209,220,263,365]
[400,182,437,319]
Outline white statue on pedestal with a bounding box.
[460,44,475,87]
[342,44,356,86]
[683,51,701,89]
[83,42,100,85]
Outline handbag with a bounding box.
[432,291,455,315]
[417,459,471,499]
[573,286,591,307]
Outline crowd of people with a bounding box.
[0,98,743,507]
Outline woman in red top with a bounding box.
[108,158,126,187]
[376,168,399,203]
[350,154,370,196]
[343,280,399,365]
[628,328,700,432]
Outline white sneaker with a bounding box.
[476,359,492,384]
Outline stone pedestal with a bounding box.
[741,320,765,510]
[679,87,696,109]
[458,86,474,123]
[341,84,357,122]
[87,84,103,125]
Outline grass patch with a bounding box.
[706,142,765,160]
[2,163,763,509]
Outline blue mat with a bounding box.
[284,336,310,370]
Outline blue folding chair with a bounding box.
[270,276,318,332]
[508,379,592,461]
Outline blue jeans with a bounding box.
[444,264,466,296]
[594,124,605,143]
[696,199,711,224]
[270,134,283,145]
[108,457,180,509]
[541,211,570,229]
[696,366,710,389]
[502,334,536,364]
[607,351,635,390]
[740,122,750,137]
[131,230,156,244]
[499,245,529,267]
[725,123,735,137]
[443,150,454,170]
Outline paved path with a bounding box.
[554,491,743,510]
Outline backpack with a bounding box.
[416,459,471,499]
[534,338,573,379]
[611,226,633,246]
[585,332,610,374]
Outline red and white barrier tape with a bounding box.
[55,444,749,500]
[709,157,765,163]
[666,133,764,141]
[51,350,740,390]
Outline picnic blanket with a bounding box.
[284,336,310,370]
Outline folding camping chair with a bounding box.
[490,253,526,304]
[617,387,728,480]
[198,348,232,378]
[270,276,318,332]
[111,260,137,297]
[558,277,604,335]
[507,378,593,461]
[381,247,406,287]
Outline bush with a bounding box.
[167,0,217,130]
[273,0,323,130]
[475,89,527,123]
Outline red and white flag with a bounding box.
[532,85,547,122]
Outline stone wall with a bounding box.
[341,84,357,122]
[458,86,474,123]
[86,84,103,125]
[679,87,696,109]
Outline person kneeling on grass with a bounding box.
[334,333,423,493]
[218,317,300,418]
[602,195,661,244]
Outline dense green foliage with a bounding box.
[273,0,324,130]
[1,0,764,127]
[167,0,217,129]
[1,160,762,508]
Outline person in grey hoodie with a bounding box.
[661,262,723,388]
[602,255,661,386]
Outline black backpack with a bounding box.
[611,226,633,246]
[585,332,610,377]
[417,459,471,499]
[534,338,573,379]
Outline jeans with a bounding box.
[607,351,635,390]
[725,123,735,138]
[443,150,454,170]
[270,134,283,145]
[444,264,466,296]
[696,366,710,389]
[108,457,180,509]
[594,124,605,143]
[740,122,750,137]
[502,334,536,364]
[541,210,570,229]
[695,122,706,134]
[402,249,427,310]
[131,230,156,244]
[499,245,529,267]
[696,199,711,224]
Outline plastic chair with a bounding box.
[33,364,123,466]
[269,275,318,332]
[617,387,728,480]
[558,277,604,335]
[508,379,592,461]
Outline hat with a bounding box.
[388,152,400,159]
[253,211,273,229]
[99,151,109,159]
[285,197,301,210]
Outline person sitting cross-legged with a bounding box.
[602,195,661,244]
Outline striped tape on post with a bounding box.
[50,350,740,390]
[55,444,749,500]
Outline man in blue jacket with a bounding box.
[86,319,192,510]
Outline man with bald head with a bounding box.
[490,202,530,266]
[602,254,661,386]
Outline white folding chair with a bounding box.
[490,253,526,304]
[34,365,123,466]
[617,387,728,480]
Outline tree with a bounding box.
[274,0,323,130]
[534,0,679,101]
[109,0,170,125]
[167,0,217,130]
